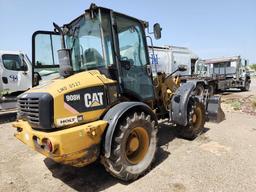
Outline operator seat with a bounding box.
[83,48,110,78]
[84,48,103,66]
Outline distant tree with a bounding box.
[250,64,256,71]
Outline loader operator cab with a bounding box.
[33,4,161,102]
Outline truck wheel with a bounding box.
[194,84,204,96]
[179,99,205,140]
[241,80,250,91]
[102,112,157,181]
[208,84,215,96]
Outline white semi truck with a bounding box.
[0,51,34,111]
[0,51,33,94]
[199,56,251,93]
[149,46,251,95]
[0,50,58,111]
[148,45,198,76]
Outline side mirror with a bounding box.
[21,64,28,71]
[178,65,187,72]
[244,59,248,66]
[153,23,162,40]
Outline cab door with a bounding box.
[115,14,154,101]
[19,54,33,90]
[0,53,32,94]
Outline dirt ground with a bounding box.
[0,79,256,192]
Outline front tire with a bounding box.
[102,112,157,181]
[179,98,206,140]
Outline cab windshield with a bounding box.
[66,11,114,72]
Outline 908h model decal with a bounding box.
[64,86,107,113]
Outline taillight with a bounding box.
[42,138,53,152]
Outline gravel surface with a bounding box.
[0,79,255,192]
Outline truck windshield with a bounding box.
[195,62,208,76]
[66,12,113,72]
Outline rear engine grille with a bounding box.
[18,97,40,125]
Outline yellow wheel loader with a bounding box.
[13,4,224,181]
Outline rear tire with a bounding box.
[179,98,206,140]
[194,84,205,96]
[241,80,250,91]
[102,112,157,181]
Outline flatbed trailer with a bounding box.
[149,47,251,96]
[184,56,251,95]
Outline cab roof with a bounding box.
[64,3,148,28]
[0,50,25,55]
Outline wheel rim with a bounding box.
[125,127,149,165]
[191,104,203,131]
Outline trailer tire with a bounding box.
[102,111,157,181]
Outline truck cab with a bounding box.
[0,51,32,96]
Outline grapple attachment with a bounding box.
[206,96,225,123]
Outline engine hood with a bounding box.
[28,70,116,96]
[19,70,117,129]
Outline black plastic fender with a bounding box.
[170,82,196,126]
[103,101,157,158]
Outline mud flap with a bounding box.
[206,96,225,123]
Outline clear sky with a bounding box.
[0,0,255,63]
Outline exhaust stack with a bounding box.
[53,22,73,78]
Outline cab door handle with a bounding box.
[146,65,152,76]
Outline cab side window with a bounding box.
[116,17,147,66]
[2,54,27,71]
[115,14,154,100]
